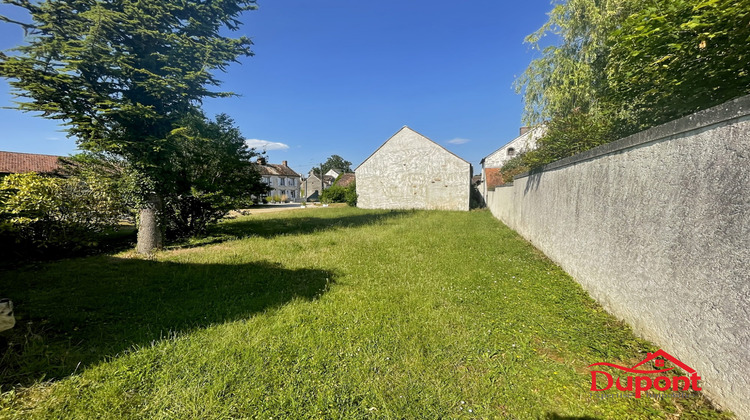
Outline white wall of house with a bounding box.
[262,175,300,200]
[481,126,546,199]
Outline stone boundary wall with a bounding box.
[487,95,750,418]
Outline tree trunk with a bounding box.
[136,194,164,255]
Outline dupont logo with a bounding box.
[588,349,702,398]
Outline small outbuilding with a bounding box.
[356,126,472,211]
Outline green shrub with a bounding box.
[321,183,357,206]
[0,172,128,258]
[499,154,530,184]
[344,182,357,207]
[320,186,346,204]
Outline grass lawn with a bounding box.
[0,207,732,419]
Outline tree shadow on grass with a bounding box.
[215,210,410,239]
[0,256,334,390]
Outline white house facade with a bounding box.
[254,159,302,201]
[480,126,545,200]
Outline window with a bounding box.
[279,178,285,186]
[262,177,270,184]
[507,147,516,157]
[289,191,296,198]
[288,178,295,186]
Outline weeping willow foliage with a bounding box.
[515,0,750,168]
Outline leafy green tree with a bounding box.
[604,0,750,133]
[523,111,615,168]
[516,0,750,168]
[515,0,636,125]
[0,0,257,254]
[321,155,353,174]
[162,113,268,238]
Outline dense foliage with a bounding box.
[161,113,268,238]
[498,154,530,185]
[516,0,750,168]
[605,0,750,133]
[320,155,353,174]
[320,182,357,207]
[0,171,129,257]
[0,0,257,253]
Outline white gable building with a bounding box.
[356,126,472,211]
[480,126,546,200]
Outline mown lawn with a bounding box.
[0,207,731,419]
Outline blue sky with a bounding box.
[0,0,553,176]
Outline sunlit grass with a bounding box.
[0,208,731,418]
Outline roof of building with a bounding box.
[253,162,301,177]
[484,168,504,189]
[0,151,62,174]
[334,173,355,187]
[356,126,471,171]
[306,173,336,183]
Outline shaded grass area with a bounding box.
[0,208,732,419]
[0,226,137,270]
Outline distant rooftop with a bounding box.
[334,173,355,187]
[0,151,61,175]
[252,159,301,177]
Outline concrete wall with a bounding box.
[487,95,750,418]
[357,127,471,211]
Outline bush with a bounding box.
[469,185,483,209]
[320,186,346,204]
[344,183,357,207]
[321,183,357,207]
[499,154,530,184]
[0,172,128,258]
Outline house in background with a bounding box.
[253,158,301,201]
[325,168,344,179]
[0,151,61,177]
[302,170,335,201]
[480,126,545,200]
[356,126,472,211]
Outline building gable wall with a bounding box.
[357,127,470,211]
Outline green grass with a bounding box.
[0,208,732,419]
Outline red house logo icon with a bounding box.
[588,349,701,398]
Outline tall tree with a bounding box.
[515,0,750,168]
[0,0,257,254]
[321,155,352,175]
[514,0,636,125]
[162,113,268,238]
[604,0,750,133]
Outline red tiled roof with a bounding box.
[334,173,355,187]
[485,168,504,189]
[0,151,61,174]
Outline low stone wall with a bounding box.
[487,95,750,418]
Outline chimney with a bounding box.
[519,126,530,136]
[282,160,288,167]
